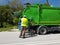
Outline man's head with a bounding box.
[23,15,26,18]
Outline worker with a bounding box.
[19,15,28,38]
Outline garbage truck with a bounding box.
[22,4,60,35]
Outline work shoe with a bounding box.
[19,36,22,38]
[22,36,26,39]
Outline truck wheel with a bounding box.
[37,26,48,35]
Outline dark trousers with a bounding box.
[20,26,27,37]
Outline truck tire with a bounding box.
[37,26,48,35]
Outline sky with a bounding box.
[0,0,60,7]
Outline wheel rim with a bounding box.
[40,28,47,34]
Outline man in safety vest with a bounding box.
[19,15,28,38]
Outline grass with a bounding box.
[0,26,18,32]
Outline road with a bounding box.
[0,32,60,45]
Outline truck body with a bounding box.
[23,4,60,34]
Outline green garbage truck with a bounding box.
[22,4,60,35]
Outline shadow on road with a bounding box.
[25,33,38,38]
[20,31,60,39]
[47,31,60,34]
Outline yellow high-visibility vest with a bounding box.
[21,18,28,26]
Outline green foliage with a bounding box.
[0,5,13,27]
[0,23,13,32]
[13,17,19,25]
[0,0,23,28]
[0,26,13,32]
[0,28,11,32]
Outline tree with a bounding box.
[0,5,14,27]
[7,0,24,25]
[8,0,23,11]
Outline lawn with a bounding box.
[0,26,18,32]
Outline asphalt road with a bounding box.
[0,32,60,45]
